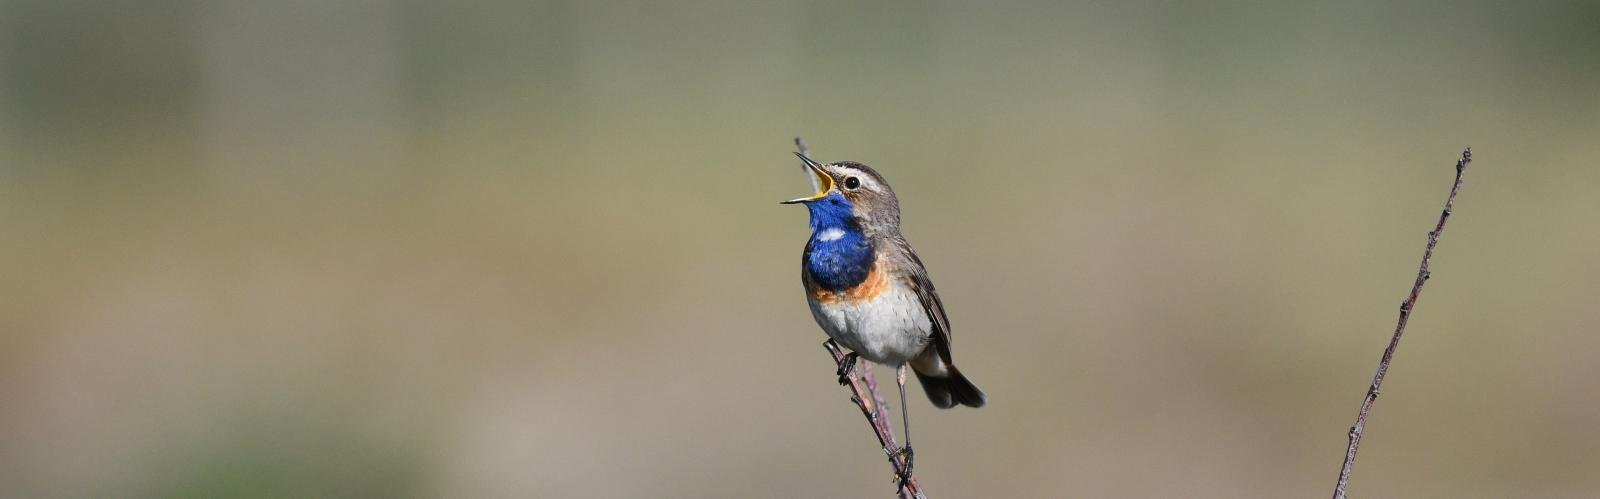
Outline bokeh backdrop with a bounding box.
[3,1,1599,498]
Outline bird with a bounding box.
[782,147,987,462]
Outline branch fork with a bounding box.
[825,339,927,499]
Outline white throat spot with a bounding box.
[817,228,846,242]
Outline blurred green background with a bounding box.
[3,1,1598,497]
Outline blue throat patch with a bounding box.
[804,193,875,291]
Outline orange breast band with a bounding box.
[812,262,891,304]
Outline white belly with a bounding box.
[808,282,932,365]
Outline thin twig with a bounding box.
[1332,147,1474,499]
[826,340,926,499]
[795,137,821,193]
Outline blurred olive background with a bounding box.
[3,1,1599,498]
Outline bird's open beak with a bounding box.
[781,152,834,204]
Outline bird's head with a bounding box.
[782,153,901,235]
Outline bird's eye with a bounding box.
[843,177,861,190]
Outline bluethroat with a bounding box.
[783,148,987,461]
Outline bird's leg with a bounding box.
[894,363,914,481]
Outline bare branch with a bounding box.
[825,340,926,499]
[1332,147,1474,499]
[795,137,821,193]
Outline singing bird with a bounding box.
[783,150,987,445]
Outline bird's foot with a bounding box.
[890,444,915,484]
[836,351,859,385]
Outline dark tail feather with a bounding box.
[915,366,987,409]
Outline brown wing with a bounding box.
[893,237,954,363]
